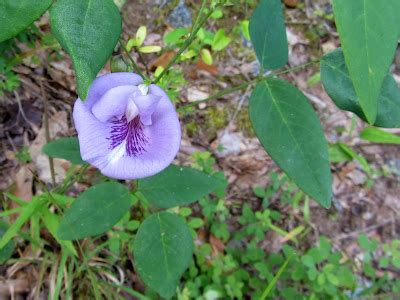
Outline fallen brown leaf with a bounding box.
[196,59,219,76]
[284,0,299,8]
[149,51,176,71]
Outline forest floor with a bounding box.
[0,0,399,298]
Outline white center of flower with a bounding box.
[108,140,127,165]
[138,84,149,96]
[125,99,139,122]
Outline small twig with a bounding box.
[177,59,321,112]
[177,78,261,112]
[137,51,150,77]
[334,220,393,241]
[39,80,56,186]
[13,91,36,130]
[119,39,146,80]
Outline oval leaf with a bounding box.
[133,212,193,298]
[321,48,400,128]
[57,182,131,240]
[333,0,400,123]
[138,165,226,209]
[0,0,52,42]
[249,79,332,208]
[249,0,288,70]
[50,0,122,99]
[42,137,85,165]
[360,127,400,145]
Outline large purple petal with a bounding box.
[133,94,161,126]
[91,85,137,122]
[84,73,143,109]
[73,100,111,170]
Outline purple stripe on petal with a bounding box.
[108,116,149,157]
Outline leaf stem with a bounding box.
[154,4,215,84]
[119,39,147,80]
[177,59,320,111]
[177,78,262,112]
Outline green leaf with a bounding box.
[50,0,122,99]
[211,29,231,51]
[42,137,85,165]
[321,48,400,128]
[200,48,213,65]
[329,143,352,163]
[164,28,188,45]
[138,165,226,209]
[0,196,46,249]
[249,79,332,208]
[41,209,77,256]
[332,0,400,123]
[337,143,372,175]
[0,0,52,42]
[360,127,400,144]
[135,26,147,47]
[358,234,377,252]
[133,212,193,298]
[138,45,161,53]
[249,0,288,70]
[0,221,15,263]
[57,182,131,240]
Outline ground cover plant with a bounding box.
[0,0,399,298]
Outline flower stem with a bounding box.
[154,3,215,84]
[119,38,147,80]
[177,78,261,112]
[177,59,320,111]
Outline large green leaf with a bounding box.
[249,79,332,208]
[42,137,86,165]
[249,0,288,70]
[138,165,226,209]
[321,48,400,128]
[50,0,121,99]
[133,212,193,298]
[0,0,52,42]
[57,182,131,240]
[332,0,400,124]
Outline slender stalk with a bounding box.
[192,0,208,33]
[177,78,261,111]
[260,254,293,299]
[154,6,215,84]
[177,59,320,111]
[119,39,146,80]
[275,59,320,76]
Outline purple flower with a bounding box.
[73,72,181,179]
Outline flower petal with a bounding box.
[91,85,137,122]
[133,94,161,126]
[73,99,112,170]
[99,84,181,179]
[84,72,143,109]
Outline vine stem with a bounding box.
[177,60,320,111]
[119,38,147,80]
[154,3,215,84]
